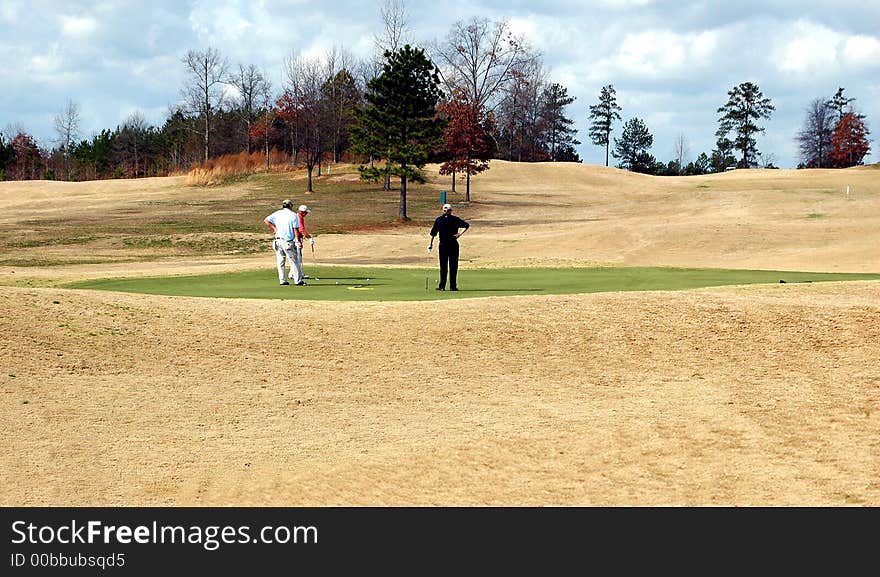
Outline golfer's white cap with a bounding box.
[442,203,452,211]
[298,204,311,213]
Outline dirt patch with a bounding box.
[2,162,879,505]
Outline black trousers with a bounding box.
[438,241,459,289]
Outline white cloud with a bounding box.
[191,1,254,43]
[620,32,686,74]
[772,19,880,85]
[688,31,718,66]
[188,0,264,44]
[0,0,23,23]
[590,29,720,81]
[646,110,674,126]
[61,15,98,38]
[596,0,654,6]
[552,65,586,98]
[776,20,840,75]
[507,16,537,41]
[842,35,880,68]
[28,44,65,77]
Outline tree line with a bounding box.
[0,4,872,190]
[588,83,871,175]
[0,11,579,190]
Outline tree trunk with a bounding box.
[399,174,408,220]
[265,136,270,170]
[307,164,314,192]
[464,151,471,202]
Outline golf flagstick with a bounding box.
[425,245,431,291]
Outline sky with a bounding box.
[2,0,878,169]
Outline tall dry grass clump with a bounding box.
[185,149,295,186]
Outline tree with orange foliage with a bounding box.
[250,108,278,170]
[11,132,44,180]
[829,112,871,168]
[438,88,496,202]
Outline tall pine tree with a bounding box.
[352,45,445,220]
[716,82,774,168]
[826,87,856,125]
[540,83,581,162]
[588,84,622,167]
[612,117,654,173]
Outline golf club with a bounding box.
[310,242,320,280]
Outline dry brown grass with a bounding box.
[184,149,295,186]
[1,161,879,506]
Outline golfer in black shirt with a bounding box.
[428,203,469,291]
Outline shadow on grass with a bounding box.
[314,276,386,281]
[449,288,545,292]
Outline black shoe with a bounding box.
[435,287,445,291]
[296,281,308,286]
[280,281,290,285]
[450,287,458,291]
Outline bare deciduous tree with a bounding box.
[116,111,150,177]
[367,1,412,188]
[796,97,835,168]
[673,133,690,174]
[230,64,271,156]
[323,47,361,165]
[496,58,546,161]
[255,86,277,171]
[281,52,330,192]
[371,3,414,189]
[374,0,411,55]
[54,99,80,179]
[181,47,230,162]
[432,16,536,113]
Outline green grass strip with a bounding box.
[64,266,880,301]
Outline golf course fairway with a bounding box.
[66,266,880,301]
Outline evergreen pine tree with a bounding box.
[352,45,445,220]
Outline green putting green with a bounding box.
[65,266,880,301]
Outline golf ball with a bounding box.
[335,281,338,285]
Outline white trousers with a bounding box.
[274,239,303,284]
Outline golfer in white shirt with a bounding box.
[264,199,305,285]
